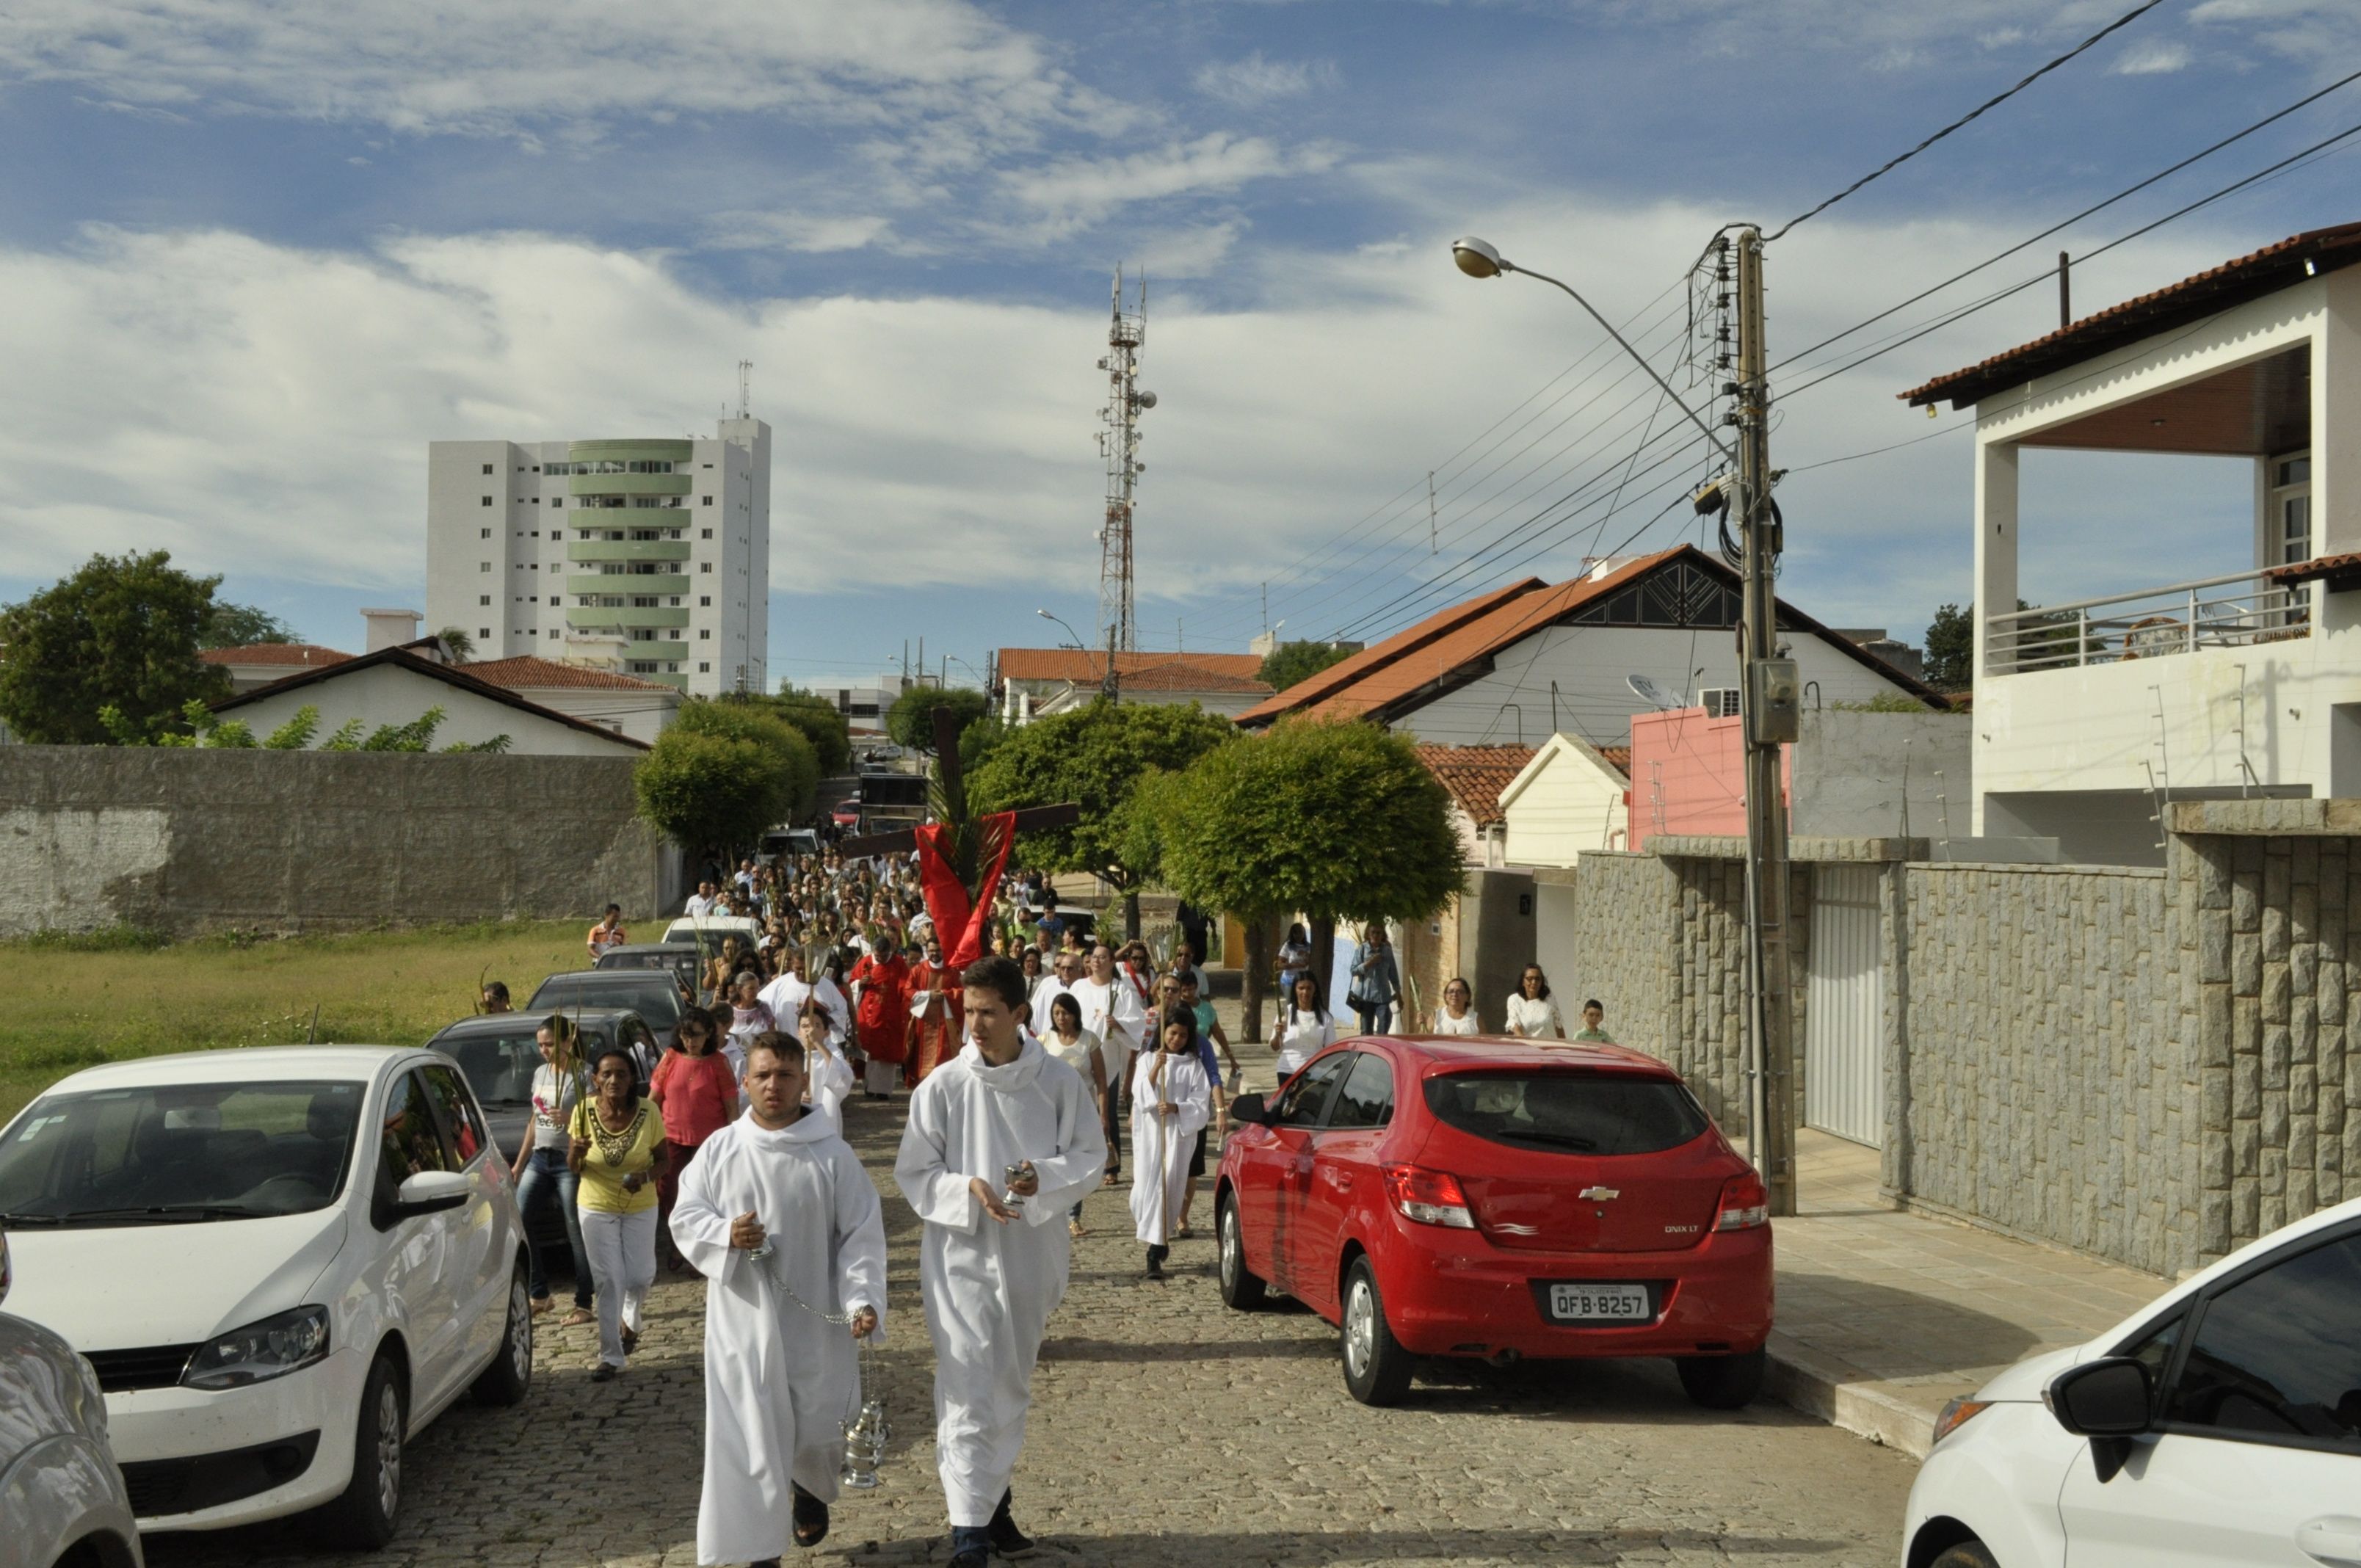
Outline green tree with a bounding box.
[888,684,990,753]
[717,688,852,776]
[968,697,1237,937]
[673,697,820,822]
[1150,718,1465,1030]
[1255,639,1355,693]
[0,551,232,744]
[634,730,793,856]
[435,627,475,663]
[200,601,295,650]
[1922,603,1973,692]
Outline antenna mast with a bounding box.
[1096,266,1151,656]
[736,359,752,420]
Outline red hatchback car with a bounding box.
[1214,1035,1772,1408]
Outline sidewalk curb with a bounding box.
[1763,1331,1937,1461]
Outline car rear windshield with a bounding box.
[1424,1070,1709,1157]
[530,975,680,1023]
[0,1080,363,1224]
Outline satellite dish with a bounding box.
[1627,674,1681,711]
[1134,390,1158,409]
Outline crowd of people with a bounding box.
[477,847,1625,1568]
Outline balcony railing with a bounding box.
[1987,567,2309,675]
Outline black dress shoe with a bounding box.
[791,1483,830,1547]
[988,1489,1035,1556]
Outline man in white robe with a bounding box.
[894,954,1106,1568]
[1128,1031,1212,1281]
[758,946,851,1046]
[672,1037,887,1566]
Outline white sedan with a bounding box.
[0,1046,532,1547]
[1901,1192,2361,1567]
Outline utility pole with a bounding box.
[1730,227,1799,1218]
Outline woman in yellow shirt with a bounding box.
[569,1047,668,1381]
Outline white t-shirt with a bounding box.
[1272,1011,1335,1080]
[1045,1025,1103,1091]
[1432,1006,1481,1037]
[1505,992,1564,1039]
[684,893,718,918]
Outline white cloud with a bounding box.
[1192,52,1338,106]
[702,212,898,254]
[996,134,1341,240]
[2111,38,2191,73]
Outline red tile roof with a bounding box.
[1415,744,1537,829]
[1236,545,1946,727]
[1903,222,2361,410]
[1596,744,1632,777]
[1104,661,1273,695]
[998,647,1266,684]
[462,656,677,693]
[201,643,352,669]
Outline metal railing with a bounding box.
[1987,567,2310,675]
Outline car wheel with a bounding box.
[1929,1542,1999,1568]
[471,1260,534,1407]
[1216,1194,1267,1311]
[311,1352,405,1549]
[1340,1256,1414,1407]
[1676,1346,1766,1409]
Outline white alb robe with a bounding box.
[1128,1050,1212,1246]
[893,1037,1106,1528]
[807,1041,854,1125]
[671,1114,888,1567]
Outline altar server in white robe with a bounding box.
[1129,1009,1213,1282]
[672,1034,887,1564]
[894,954,1106,1568]
[797,999,855,1127]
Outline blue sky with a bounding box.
[0,0,2355,689]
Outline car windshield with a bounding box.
[440,1033,551,1106]
[0,1080,364,1225]
[1424,1070,1708,1156]
[529,975,680,1026]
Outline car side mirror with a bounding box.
[2049,1357,2153,1484]
[1229,1092,1271,1127]
[394,1169,471,1217]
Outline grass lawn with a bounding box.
[0,921,592,1125]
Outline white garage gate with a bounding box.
[1804,864,1884,1149]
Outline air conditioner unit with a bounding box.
[1700,687,1742,719]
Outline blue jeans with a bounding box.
[516,1147,592,1307]
[1354,1001,1393,1037]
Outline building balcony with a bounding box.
[1984,567,2310,676]
[567,573,689,596]
[617,639,689,661]
[565,606,690,630]
[567,538,690,564]
[570,471,692,498]
[570,438,693,465]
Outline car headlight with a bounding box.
[181,1306,331,1390]
[1932,1396,1992,1446]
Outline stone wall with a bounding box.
[1893,862,2186,1273]
[0,747,682,937]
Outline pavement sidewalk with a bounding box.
[1766,1130,2166,1458]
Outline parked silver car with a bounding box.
[0,1231,144,1568]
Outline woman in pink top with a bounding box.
[649,1008,739,1269]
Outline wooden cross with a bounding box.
[838,704,1079,859]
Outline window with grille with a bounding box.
[1700,688,1741,718]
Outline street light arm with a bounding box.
[1498,258,1738,467]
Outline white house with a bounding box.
[1234,545,1943,744]
[213,645,649,757]
[1905,221,2361,865]
[1499,733,1633,867]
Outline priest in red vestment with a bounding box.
[899,938,966,1089]
[847,942,911,1099]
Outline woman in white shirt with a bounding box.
[1432,976,1481,1037]
[1271,973,1335,1081]
[1504,965,1566,1040]
[1043,993,1109,1238]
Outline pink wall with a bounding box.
[1626,709,1790,851]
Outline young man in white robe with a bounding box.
[894,954,1106,1568]
[672,1034,888,1567]
[1129,1009,1213,1282]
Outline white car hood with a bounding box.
[4,1209,348,1352]
[1973,1343,2087,1403]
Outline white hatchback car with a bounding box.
[0,1046,532,1547]
[1901,1193,2361,1568]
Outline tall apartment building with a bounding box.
[426,417,771,695]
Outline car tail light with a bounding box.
[1714,1169,1769,1232]
[1384,1164,1476,1229]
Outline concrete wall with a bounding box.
[1792,710,1970,840]
[0,747,682,937]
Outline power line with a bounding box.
[1763,0,2171,240]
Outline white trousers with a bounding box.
[579,1206,658,1368]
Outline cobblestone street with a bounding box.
[148,1097,1916,1568]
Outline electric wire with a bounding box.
[1763,0,2171,240]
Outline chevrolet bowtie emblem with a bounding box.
[1578,1186,1620,1201]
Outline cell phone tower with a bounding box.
[1096,266,1154,657]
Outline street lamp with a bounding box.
[1035,608,1119,703]
[1449,236,1736,467]
[1034,608,1085,649]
